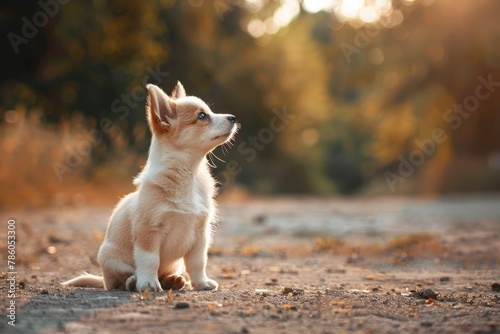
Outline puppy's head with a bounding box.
[146,82,238,154]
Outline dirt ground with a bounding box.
[1,196,499,333]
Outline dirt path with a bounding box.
[1,196,499,333]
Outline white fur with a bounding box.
[62,82,238,291]
[61,272,103,288]
[134,247,162,292]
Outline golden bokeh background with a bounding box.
[1,0,500,208]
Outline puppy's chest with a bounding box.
[175,175,214,217]
[159,181,215,230]
[158,209,208,251]
[152,172,215,236]
[157,187,213,258]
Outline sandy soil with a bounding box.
[1,196,499,333]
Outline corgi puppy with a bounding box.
[63,82,238,291]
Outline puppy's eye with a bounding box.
[198,112,206,120]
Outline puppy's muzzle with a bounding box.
[227,115,241,130]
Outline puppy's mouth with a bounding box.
[212,124,239,142]
[212,132,232,141]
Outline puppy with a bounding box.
[63,82,238,291]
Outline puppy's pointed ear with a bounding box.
[146,84,176,132]
[171,81,186,99]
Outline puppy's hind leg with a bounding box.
[157,260,186,290]
[101,259,134,291]
[159,273,186,290]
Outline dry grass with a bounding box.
[314,236,346,252]
[313,233,449,261]
[0,107,144,209]
[387,233,448,257]
[239,245,265,257]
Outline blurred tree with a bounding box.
[1,0,499,199]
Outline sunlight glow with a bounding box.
[368,47,385,65]
[301,129,319,146]
[273,0,300,28]
[338,0,392,23]
[245,0,264,12]
[264,17,280,35]
[247,19,265,38]
[244,0,403,38]
[246,0,299,38]
[340,0,364,19]
[302,0,332,14]
[360,6,378,23]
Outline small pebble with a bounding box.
[253,215,266,225]
[175,302,190,309]
[40,289,49,295]
[440,276,450,282]
[422,288,438,299]
[492,283,500,292]
[18,281,26,289]
[309,311,319,318]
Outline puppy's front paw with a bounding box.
[135,277,163,292]
[192,278,218,290]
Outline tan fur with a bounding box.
[62,81,238,291]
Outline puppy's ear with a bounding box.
[146,84,176,132]
[171,81,186,99]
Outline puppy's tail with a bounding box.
[61,272,104,288]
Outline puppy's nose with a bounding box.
[227,115,236,123]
